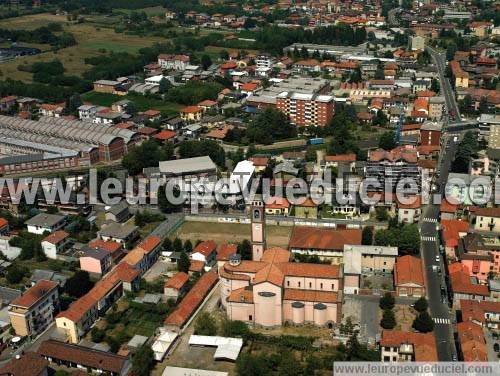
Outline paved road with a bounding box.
[419,133,460,361]
[426,46,461,122]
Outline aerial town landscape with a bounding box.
[0,0,498,375]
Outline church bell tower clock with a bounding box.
[251,200,266,261]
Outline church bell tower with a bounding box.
[251,200,266,261]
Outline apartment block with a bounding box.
[276,92,334,127]
[9,280,59,338]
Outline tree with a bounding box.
[236,353,270,376]
[158,185,183,213]
[375,207,389,221]
[413,311,434,333]
[326,109,359,156]
[379,292,395,310]
[194,312,217,335]
[91,327,106,343]
[178,140,225,167]
[131,345,155,376]
[414,297,428,313]
[305,147,316,162]
[479,96,488,114]
[362,226,373,245]
[380,309,396,329]
[173,238,183,252]
[177,251,190,273]
[238,239,252,260]
[378,131,397,150]
[6,265,29,284]
[184,239,193,253]
[201,54,212,70]
[65,271,94,298]
[158,77,171,94]
[446,43,457,61]
[431,78,440,93]
[122,140,173,175]
[246,108,296,145]
[221,319,250,337]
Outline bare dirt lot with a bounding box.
[170,221,293,248]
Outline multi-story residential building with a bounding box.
[460,299,500,330]
[364,147,420,194]
[428,96,445,120]
[379,330,438,362]
[448,263,490,305]
[221,248,343,328]
[450,60,469,88]
[9,280,59,338]
[79,247,113,276]
[56,262,140,343]
[419,120,442,146]
[25,213,66,235]
[457,321,488,361]
[276,92,334,128]
[157,54,190,71]
[164,272,190,301]
[473,207,500,233]
[409,35,425,51]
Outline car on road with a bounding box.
[435,255,440,262]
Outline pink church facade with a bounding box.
[220,247,343,327]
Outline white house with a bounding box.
[25,213,66,235]
[41,230,70,259]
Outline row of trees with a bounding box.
[374,222,421,255]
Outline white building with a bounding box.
[25,213,66,235]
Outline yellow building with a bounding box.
[9,280,59,338]
[179,105,203,122]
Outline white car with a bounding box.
[435,255,440,262]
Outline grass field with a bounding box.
[0,13,169,81]
[170,221,293,248]
[81,91,182,114]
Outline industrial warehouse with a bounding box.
[0,115,139,175]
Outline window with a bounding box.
[309,282,312,288]
[298,282,301,288]
[287,281,290,287]
[320,283,323,289]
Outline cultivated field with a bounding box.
[0,13,169,81]
[170,221,293,249]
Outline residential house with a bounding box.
[379,330,438,362]
[0,96,18,112]
[397,195,422,223]
[264,198,291,217]
[9,280,59,338]
[191,240,217,266]
[164,272,190,301]
[294,198,318,219]
[88,239,123,262]
[98,223,139,244]
[456,321,488,361]
[158,54,190,71]
[41,230,70,259]
[105,201,130,223]
[79,247,113,276]
[460,299,500,330]
[449,263,490,305]
[180,106,203,122]
[441,219,470,260]
[25,213,66,235]
[473,207,500,234]
[394,255,425,297]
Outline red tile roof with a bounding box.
[0,352,48,376]
[369,147,418,163]
[38,340,128,374]
[249,156,269,166]
[193,240,217,257]
[198,99,217,107]
[164,271,218,328]
[457,321,488,361]
[448,263,489,296]
[441,219,469,248]
[154,130,176,141]
[380,330,438,361]
[88,239,122,254]
[42,230,69,245]
[189,260,205,272]
[474,207,500,218]
[283,288,339,303]
[289,226,362,251]
[216,243,237,261]
[0,217,8,229]
[137,235,161,254]
[180,105,202,114]
[165,272,189,290]
[227,286,253,303]
[394,255,425,287]
[143,109,161,116]
[10,280,58,308]
[324,153,356,163]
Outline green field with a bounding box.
[81,91,182,114]
[0,13,170,81]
